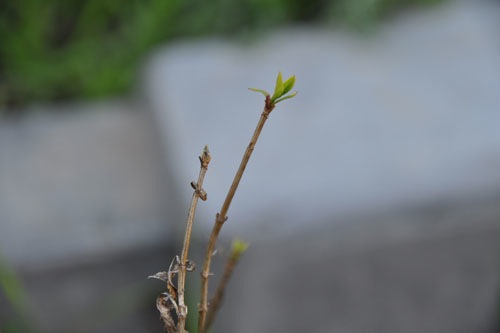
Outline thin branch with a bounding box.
[204,240,248,332]
[177,146,211,333]
[198,97,275,333]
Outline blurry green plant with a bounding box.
[0,0,290,109]
[328,0,445,30]
[0,256,31,332]
[0,0,443,110]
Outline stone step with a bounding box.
[0,100,182,269]
[142,0,500,241]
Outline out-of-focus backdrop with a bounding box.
[1,0,500,332]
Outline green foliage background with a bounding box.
[0,0,443,109]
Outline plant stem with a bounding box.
[204,244,246,331]
[177,146,211,333]
[198,98,275,333]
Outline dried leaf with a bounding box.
[186,259,196,272]
[156,292,179,333]
[148,271,169,282]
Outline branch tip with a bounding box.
[199,145,211,167]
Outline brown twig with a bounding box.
[151,73,296,333]
[204,240,248,331]
[177,146,211,333]
[198,96,275,333]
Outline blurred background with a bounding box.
[1,0,500,332]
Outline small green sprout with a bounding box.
[249,72,298,106]
[230,238,249,260]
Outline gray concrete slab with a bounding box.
[217,195,500,333]
[142,0,500,242]
[0,100,182,269]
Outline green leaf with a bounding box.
[248,87,270,97]
[271,72,284,102]
[273,91,298,104]
[282,75,295,95]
